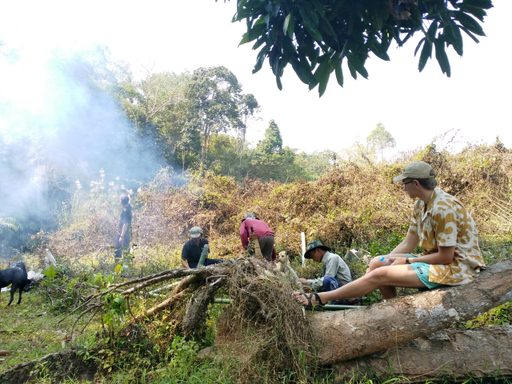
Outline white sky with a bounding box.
[1,0,511,156]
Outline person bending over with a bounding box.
[239,212,276,261]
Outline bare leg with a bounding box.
[366,255,411,299]
[379,286,397,299]
[296,265,423,305]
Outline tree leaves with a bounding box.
[234,0,494,95]
[434,39,451,76]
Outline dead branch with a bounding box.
[141,290,187,319]
[182,277,225,337]
[61,262,233,336]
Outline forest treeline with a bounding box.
[45,142,512,275]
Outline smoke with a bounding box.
[0,43,164,242]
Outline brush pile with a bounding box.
[66,257,315,381]
[214,258,314,382]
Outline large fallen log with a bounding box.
[334,326,512,382]
[311,260,512,365]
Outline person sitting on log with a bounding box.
[299,240,357,304]
[294,161,486,308]
[181,226,223,268]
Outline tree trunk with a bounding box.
[334,326,512,382]
[311,260,512,365]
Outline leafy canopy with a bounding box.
[230,0,493,95]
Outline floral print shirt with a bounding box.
[407,188,485,285]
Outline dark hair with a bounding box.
[120,195,130,205]
[405,177,437,190]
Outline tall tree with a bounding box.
[366,123,396,162]
[232,0,493,95]
[118,67,258,171]
[239,93,260,152]
[251,120,305,181]
[118,71,194,166]
[206,133,251,177]
[185,66,257,170]
[256,119,283,154]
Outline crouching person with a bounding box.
[181,226,223,269]
[300,240,356,304]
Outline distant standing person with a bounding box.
[115,194,132,262]
[181,226,222,268]
[239,212,275,261]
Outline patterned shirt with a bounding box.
[309,251,352,291]
[407,187,485,285]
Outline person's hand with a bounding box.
[367,255,391,272]
[389,256,408,265]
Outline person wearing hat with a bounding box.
[300,240,352,295]
[181,226,222,268]
[294,161,485,307]
[239,212,276,261]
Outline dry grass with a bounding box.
[47,145,512,272]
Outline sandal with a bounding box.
[301,292,324,311]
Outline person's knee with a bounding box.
[367,255,390,272]
[321,276,340,292]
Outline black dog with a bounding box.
[0,261,29,305]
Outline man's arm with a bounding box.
[239,222,249,248]
[392,203,458,265]
[323,254,339,278]
[307,277,324,291]
[412,246,455,264]
[390,231,419,254]
[181,244,190,268]
[119,223,127,242]
[367,231,419,271]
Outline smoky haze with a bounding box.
[0,45,163,228]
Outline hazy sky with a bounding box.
[1,0,511,157]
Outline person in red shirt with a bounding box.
[239,212,276,261]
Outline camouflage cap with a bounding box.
[393,161,436,183]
